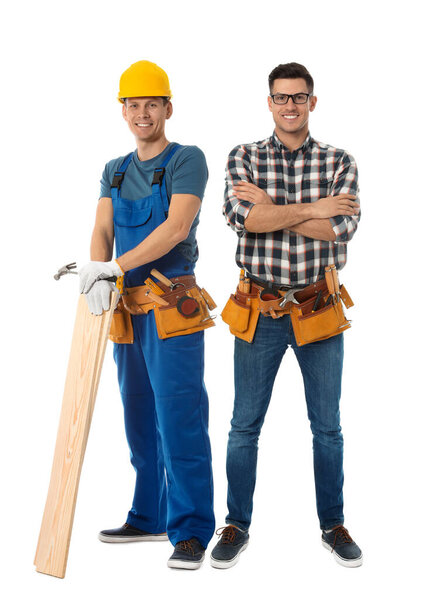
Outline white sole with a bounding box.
[167,556,205,570]
[322,540,363,568]
[98,533,169,543]
[210,541,249,569]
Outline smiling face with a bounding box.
[122,97,172,143]
[268,78,317,140]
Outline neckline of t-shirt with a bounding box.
[133,142,179,169]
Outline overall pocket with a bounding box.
[113,205,153,251]
[113,206,152,227]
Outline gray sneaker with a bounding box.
[167,538,206,570]
[210,525,249,569]
[322,525,363,567]
[98,523,168,543]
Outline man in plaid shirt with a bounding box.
[210,63,362,569]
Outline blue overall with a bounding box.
[110,146,215,548]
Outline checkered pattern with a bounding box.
[223,132,360,285]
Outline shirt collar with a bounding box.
[271,131,313,154]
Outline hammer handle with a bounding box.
[151,269,173,288]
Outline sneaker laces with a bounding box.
[177,540,195,555]
[215,525,238,544]
[331,526,353,550]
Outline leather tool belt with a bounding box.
[221,266,354,346]
[109,273,217,343]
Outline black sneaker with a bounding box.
[167,538,206,570]
[322,525,363,567]
[98,523,168,543]
[210,525,249,569]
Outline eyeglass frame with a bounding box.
[270,92,312,105]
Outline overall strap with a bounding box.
[110,152,134,202]
[152,144,181,215]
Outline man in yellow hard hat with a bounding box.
[79,60,215,570]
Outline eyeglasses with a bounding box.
[270,93,311,105]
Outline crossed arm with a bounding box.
[90,194,201,270]
[233,182,359,242]
[224,144,360,242]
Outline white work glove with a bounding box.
[84,280,119,315]
[79,260,123,294]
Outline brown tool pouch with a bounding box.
[109,300,134,344]
[221,287,261,343]
[153,284,216,339]
[290,265,354,346]
[290,293,351,346]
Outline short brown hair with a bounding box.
[123,97,170,105]
[268,63,314,94]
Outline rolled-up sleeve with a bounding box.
[329,152,361,243]
[223,146,255,236]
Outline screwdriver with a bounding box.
[312,291,323,312]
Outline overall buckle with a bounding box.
[152,168,165,185]
[111,172,125,189]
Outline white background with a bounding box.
[1,0,434,598]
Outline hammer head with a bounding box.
[54,262,78,280]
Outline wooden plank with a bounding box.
[34,292,117,578]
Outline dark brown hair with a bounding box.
[268,63,314,94]
[123,97,170,105]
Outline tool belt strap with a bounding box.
[149,274,197,294]
[121,285,163,315]
[122,275,199,316]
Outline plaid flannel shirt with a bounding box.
[223,132,360,286]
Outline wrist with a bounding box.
[303,203,316,219]
[112,259,124,275]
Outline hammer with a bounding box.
[54,262,78,280]
[54,262,117,283]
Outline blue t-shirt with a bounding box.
[100,143,208,264]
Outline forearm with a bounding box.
[90,225,114,261]
[116,220,185,272]
[245,203,314,233]
[288,218,336,242]
[90,197,115,261]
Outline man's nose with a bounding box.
[138,106,150,118]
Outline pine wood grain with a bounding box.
[34,293,117,578]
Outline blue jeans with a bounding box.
[226,314,344,531]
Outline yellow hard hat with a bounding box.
[118,60,172,103]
